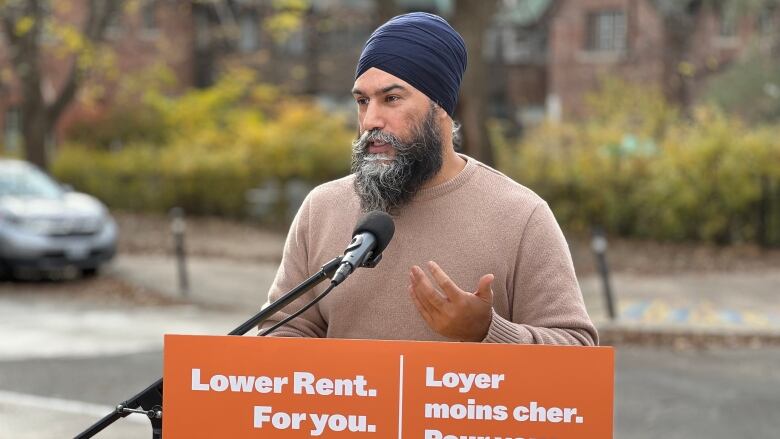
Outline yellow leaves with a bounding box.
[54,70,354,219]
[264,11,304,43]
[272,0,309,11]
[263,0,310,43]
[78,82,106,107]
[14,16,35,36]
[116,63,177,105]
[51,24,86,53]
[706,56,720,71]
[250,84,281,105]
[123,0,142,15]
[499,77,780,243]
[583,77,677,138]
[44,21,118,79]
[0,67,13,83]
[290,65,307,80]
[237,101,352,181]
[677,61,695,77]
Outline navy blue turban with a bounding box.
[355,12,467,118]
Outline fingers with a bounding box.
[409,265,447,312]
[475,273,495,304]
[427,261,464,300]
[408,263,495,341]
[408,267,432,318]
[408,282,434,326]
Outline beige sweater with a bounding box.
[261,156,597,345]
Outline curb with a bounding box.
[597,323,780,348]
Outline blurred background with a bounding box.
[0,0,779,438]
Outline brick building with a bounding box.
[545,0,778,120]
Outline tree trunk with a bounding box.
[451,0,497,166]
[662,16,696,109]
[1,0,121,171]
[373,0,400,28]
[22,101,49,170]
[303,7,320,95]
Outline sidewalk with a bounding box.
[108,253,780,343]
[580,271,780,345]
[107,254,278,311]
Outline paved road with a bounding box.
[0,282,250,439]
[1,283,780,438]
[614,347,780,438]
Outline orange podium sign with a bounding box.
[163,335,614,438]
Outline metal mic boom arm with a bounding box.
[74,256,343,439]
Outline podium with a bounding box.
[163,335,614,438]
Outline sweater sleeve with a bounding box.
[258,194,328,338]
[483,202,598,346]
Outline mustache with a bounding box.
[351,129,414,156]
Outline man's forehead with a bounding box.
[352,67,420,95]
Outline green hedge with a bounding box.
[52,70,353,221]
[497,80,780,246]
[52,73,780,245]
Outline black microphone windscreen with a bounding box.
[353,211,395,254]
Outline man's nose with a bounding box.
[361,102,385,132]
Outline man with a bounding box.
[260,12,597,346]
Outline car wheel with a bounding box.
[0,260,12,281]
[81,267,99,278]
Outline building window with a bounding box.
[586,10,627,53]
[719,12,737,37]
[239,13,259,52]
[758,7,775,35]
[194,8,211,50]
[142,1,157,31]
[278,29,304,56]
[106,8,123,38]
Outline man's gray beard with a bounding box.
[351,107,444,214]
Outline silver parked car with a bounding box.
[0,159,117,279]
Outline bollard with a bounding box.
[169,207,189,297]
[591,227,616,321]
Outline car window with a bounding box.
[0,166,63,198]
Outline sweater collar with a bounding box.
[413,153,478,202]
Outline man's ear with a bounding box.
[432,102,449,122]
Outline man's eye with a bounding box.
[386,95,400,102]
[356,98,368,105]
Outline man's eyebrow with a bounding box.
[381,84,407,94]
[351,84,408,95]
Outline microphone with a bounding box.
[331,211,395,286]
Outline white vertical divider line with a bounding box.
[398,354,405,439]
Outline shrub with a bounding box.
[52,69,354,221]
[499,79,780,246]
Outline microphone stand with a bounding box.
[74,256,343,439]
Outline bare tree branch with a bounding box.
[452,0,499,165]
[0,0,122,168]
[2,0,44,74]
[1,13,20,48]
[48,0,121,123]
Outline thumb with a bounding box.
[474,274,494,303]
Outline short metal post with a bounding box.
[591,226,616,321]
[169,207,189,297]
